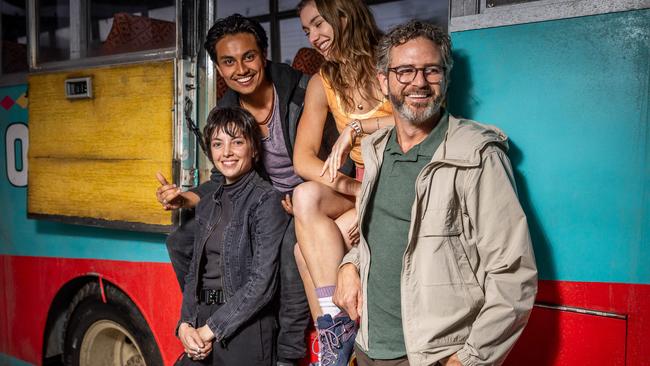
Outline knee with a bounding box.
[292,181,325,217]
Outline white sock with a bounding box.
[318,295,342,318]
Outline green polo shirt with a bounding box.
[363,113,448,359]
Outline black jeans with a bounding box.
[175,302,276,366]
[167,216,310,362]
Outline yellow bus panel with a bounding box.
[28,61,174,229]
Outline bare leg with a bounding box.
[294,244,322,320]
[294,209,357,321]
[292,181,355,288]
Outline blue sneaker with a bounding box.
[315,314,357,366]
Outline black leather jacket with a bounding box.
[179,170,290,342]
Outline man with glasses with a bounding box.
[333,20,537,366]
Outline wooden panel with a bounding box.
[27,61,174,227]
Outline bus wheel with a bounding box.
[64,282,163,366]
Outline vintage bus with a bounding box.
[0,0,648,365]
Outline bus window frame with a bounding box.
[26,0,181,73]
[450,0,650,32]
[0,1,28,86]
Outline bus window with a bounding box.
[36,0,176,64]
[279,17,309,65]
[276,0,448,68]
[217,0,269,18]
[87,1,175,58]
[1,1,28,74]
[37,0,70,63]
[371,0,448,32]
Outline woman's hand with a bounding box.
[320,126,355,182]
[178,323,212,361]
[197,325,215,343]
[155,172,185,210]
[347,221,360,246]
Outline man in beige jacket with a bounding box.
[333,20,537,366]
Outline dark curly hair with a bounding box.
[203,106,263,165]
[204,14,269,63]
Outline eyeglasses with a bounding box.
[387,65,445,84]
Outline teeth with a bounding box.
[237,76,253,83]
[318,41,329,52]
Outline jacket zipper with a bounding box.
[194,200,223,300]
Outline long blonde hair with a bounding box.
[299,0,383,112]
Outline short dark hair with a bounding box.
[204,14,269,63]
[203,106,262,165]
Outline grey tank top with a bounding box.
[261,87,303,193]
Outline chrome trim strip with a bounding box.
[450,0,649,32]
[28,49,177,73]
[534,303,627,320]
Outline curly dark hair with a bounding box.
[203,106,263,165]
[204,14,269,63]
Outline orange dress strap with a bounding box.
[319,70,393,167]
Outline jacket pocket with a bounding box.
[416,208,464,286]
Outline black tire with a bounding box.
[64,282,164,366]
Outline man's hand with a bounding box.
[441,353,463,366]
[333,263,363,321]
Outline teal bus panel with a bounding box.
[449,9,649,284]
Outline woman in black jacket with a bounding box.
[177,107,289,365]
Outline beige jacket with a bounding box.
[342,115,537,366]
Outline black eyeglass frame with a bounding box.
[386,65,446,84]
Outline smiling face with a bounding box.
[299,1,335,59]
[379,37,447,125]
[210,126,256,184]
[214,33,267,96]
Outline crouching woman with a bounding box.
[176,106,289,366]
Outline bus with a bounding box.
[0,0,648,365]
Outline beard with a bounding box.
[389,85,443,125]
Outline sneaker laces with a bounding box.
[312,319,346,366]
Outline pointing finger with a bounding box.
[156,172,169,186]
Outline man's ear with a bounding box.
[377,72,389,97]
[215,63,224,78]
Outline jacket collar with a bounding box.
[210,169,258,202]
[366,112,509,168]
